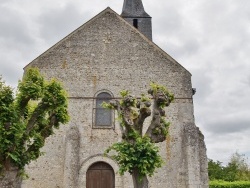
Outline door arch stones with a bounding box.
[78,154,123,188]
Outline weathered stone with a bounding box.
[21,5,208,188]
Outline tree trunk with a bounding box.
[0,166,22,188]
[132,168,149,188]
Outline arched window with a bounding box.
[94,92,112,127]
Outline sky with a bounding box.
[0,0,250,165]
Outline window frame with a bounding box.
[92,90,114,129]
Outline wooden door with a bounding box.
[86,162,115,188]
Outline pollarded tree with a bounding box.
[0,68,69,188]
[105,83,174,188]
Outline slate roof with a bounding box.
[121,0,151,18]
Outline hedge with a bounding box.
[209,180,250,188]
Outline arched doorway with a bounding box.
[86,162,115,188]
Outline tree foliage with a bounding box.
[208,152,250,182]
[0,68,69,175]
[106,132,163,179]
[104,83,174,187]
[208,159,225,180]
[229,152,250,181]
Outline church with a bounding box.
[22,0,208,187]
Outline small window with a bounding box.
[133,19,138,29]
[95,92,112,127]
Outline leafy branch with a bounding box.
[0,68,69,175]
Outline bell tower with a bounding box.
[121,0,152,40]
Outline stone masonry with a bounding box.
[21,6,208,188]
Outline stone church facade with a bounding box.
[22,0,208,187]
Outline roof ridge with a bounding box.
[24,7,115,69]
[24,7,191,76]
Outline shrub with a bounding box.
[209,180,250,188]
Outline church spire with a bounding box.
[121,0,150,17]
[121,0,152,40]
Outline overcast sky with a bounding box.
[0,0,249,165]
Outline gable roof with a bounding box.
[24,7,191,76]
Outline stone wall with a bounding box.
[22,8,208,188]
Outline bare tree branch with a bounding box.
[17,97,31,117]
[25,102,48,136]
[134,104,151,135]
[25,113,58,155]
[145,89,171,143]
